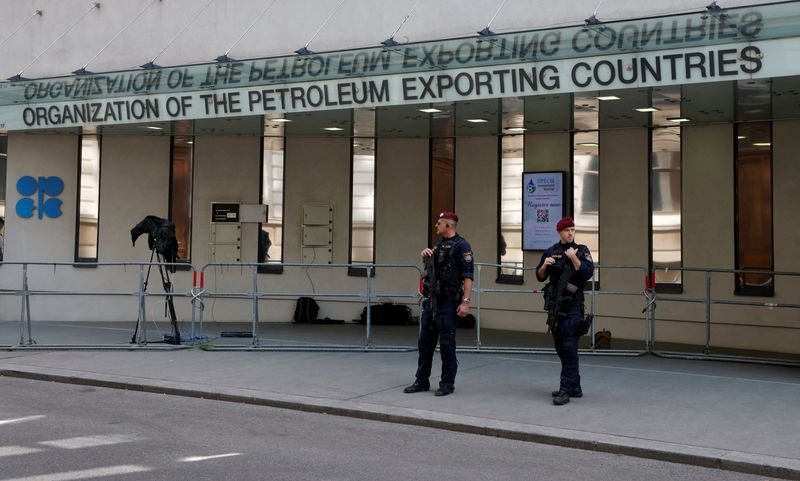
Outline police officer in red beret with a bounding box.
[404,211,474,397]
[536,216,594,405]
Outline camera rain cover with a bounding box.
[131,215,179,266]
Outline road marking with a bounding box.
[180,452,242,462]
[497,356,800,387]
[39,434,142,450]
[0,465,151,481]
[0,416,46,426]
[0,446,43,457]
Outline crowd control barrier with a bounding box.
[467,263,653,356]
[192,262,423,351]
[0,261,191,350]
[2,260,798,366]
[649,267,800,367]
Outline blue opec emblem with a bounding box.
[16,176,64,219]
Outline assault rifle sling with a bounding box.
[424,253,438,324]
[545,258,577,333]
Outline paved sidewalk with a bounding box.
[1,345,799,480]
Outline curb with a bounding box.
[2,367,799,481]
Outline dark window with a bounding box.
[430,137,455,247]
[735,121,773,295]
[169,120,194,263]
[0,135,6,261]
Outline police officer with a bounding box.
[404,211,474,397]
[536,216,594,406]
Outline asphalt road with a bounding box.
[0,376,780,481]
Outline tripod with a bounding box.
[132,247,181,344]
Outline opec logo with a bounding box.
[526,178,536,193]
[16,176,64,219]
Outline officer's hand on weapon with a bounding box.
[421,247,434,257]
[538,256,556,279]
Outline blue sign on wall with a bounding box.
[16,176,64,219]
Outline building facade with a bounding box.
[0,0,798,354]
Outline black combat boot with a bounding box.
[434,385,454,397]
[551,388,582,398]
[403,381,430,393]
[552,391,570,406]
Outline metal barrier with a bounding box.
[650,266,800,367]
[0,261,191,350]
[468,262,652,356]
[2,259,798,365]
[193,262,423,352]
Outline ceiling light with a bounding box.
[635,107,660,112]
[271,118,291,123]
[576,142,599,147]
[145,126,163,130]
[737,135,747,139]
[752,142,771,147]
[323,127,344,131]
[667,117,691,123]
[506,127,527,133]
[597,96,620,101]
[185,141,193,144]
[466,118,489,123]
[419,108,442,113]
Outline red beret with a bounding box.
[439,211,459,222]
[556,216,574,231]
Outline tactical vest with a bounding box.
[435,236,465,298]
[545,242,587,304]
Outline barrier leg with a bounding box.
[705,272,712,355]
[475,264,482,350]
[252,265,259,347]
[365,266,372,347]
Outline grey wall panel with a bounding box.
[375,138,428,265]
[455,136,497,265]
[5,133,79,262]
[97,135,170,262]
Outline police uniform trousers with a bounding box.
[415,297,458,389]
[553,303,581,393]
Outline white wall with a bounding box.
[0,0,773,80]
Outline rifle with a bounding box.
[423,253,438,327]
[544,258,577,333]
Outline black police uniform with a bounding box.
[413,234,473,393]
[536,241,594,400]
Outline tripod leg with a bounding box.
[157,256,181,345]
[133,249,156,343]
